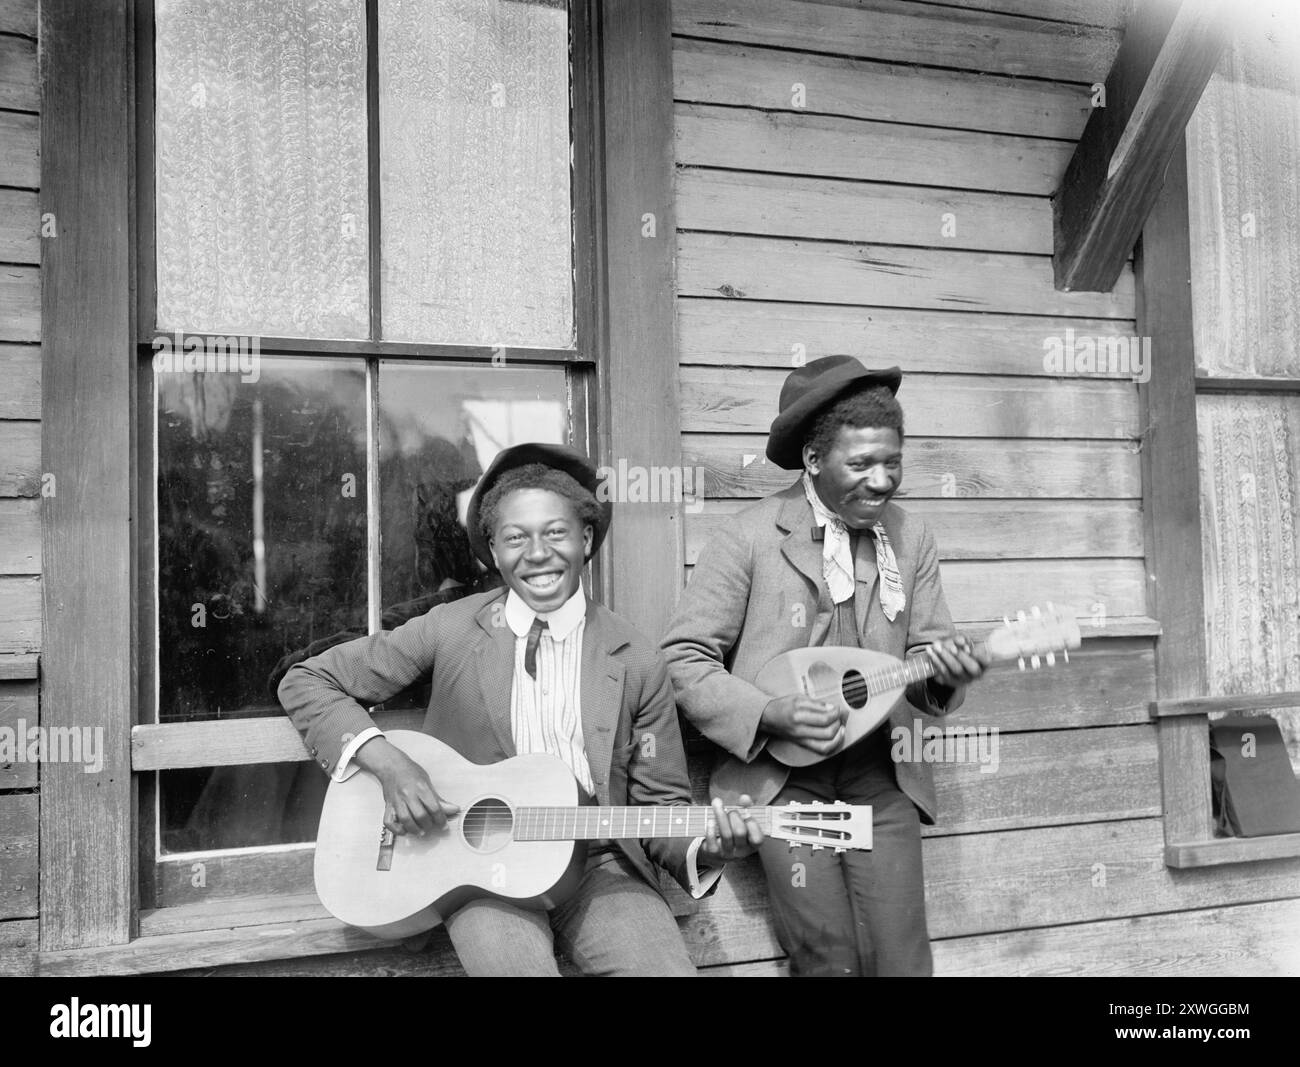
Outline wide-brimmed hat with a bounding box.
[766,356,902,470]
[466,442,612,568]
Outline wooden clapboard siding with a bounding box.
[687,499,1144,561]
[917,0,1126,29]
[0,576,38,653]
[0,32,36,112]
[676,104,1075,196]
[0,678,37,788]
[678,169,1054,256]
[0,793,37,918]
[672,0,1121,83]
[0,918,36,975]
[672,38,1093,141]
[0,497,38,574]
[0,0,37,36]
[677,301,1141,378]
[0,111,38,189]
[0,188,38,264]
[934,897,1300,977]
[680,369,1140,438]
[683,434,1142,499]
[0,266,38,341]
[0,420,38,496]
[0,343,38,418]
[678,233,1134,317]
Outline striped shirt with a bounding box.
[504,588,594,794]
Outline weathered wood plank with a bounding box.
[0,679,37,788]
[1054,0,1232,291]
[1152,691,1300,718]
[0,343,40,418]
[156,847,316,908]
[0,0,37,37]
[933,897,1300,977]
[0,189,38,264]
[1166,833,1300,869]
[680,368,1140,438]
[672,0,1121,83]
[0,793,37,919]
[678,233,1135,318]
[1187,10,1300,378]
[678,169,1053,255]
[0,576,38,653]
[0,919,37,976]
[39,0,134,950]
[932,558,1147,623]
[0,653,36,680]
[0,32,36,111]
[0,111,39,188]
[677,300,1141,378]
[0,266,39,341]
[675,104,1075,196]
[672,37,1093,140]
[0,420,39,496]
[923,0,1126,29]
[688,499,1144,562]
[683,433,1143,499]
[0,497,38,574]
[600,0,684,639]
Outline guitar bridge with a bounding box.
[376,826,395,871]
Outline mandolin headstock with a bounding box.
[768,801,873,853]
[985,603,1082,669]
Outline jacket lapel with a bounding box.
[474,599,518,758]
[776,482,824,597]
[580,603,625,801]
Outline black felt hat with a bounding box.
[766,356,902,470]
[465,442,612,569]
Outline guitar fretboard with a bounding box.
[512,806,774,841]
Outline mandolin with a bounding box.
[314,730,874,939]
[761,605,1081,768]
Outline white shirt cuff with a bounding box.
[333,726,384,782]
[685,837,724,899]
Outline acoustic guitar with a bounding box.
[314,730,873,939]
[761,605,1082,768]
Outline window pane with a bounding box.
[154,0,369,338]
[1198,393,1300,771]
[160,761,326,853]
[379,0,574,346]
[156,357,368,722]
[375,361,568,709]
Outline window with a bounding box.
[139,0,593,907]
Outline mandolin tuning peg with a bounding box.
[1031,653,1041,669]
[1032,605,1042,617]
[1004,615,1012,628]
[1063,649,1069,663]
[1046,651,1055,666]
[1017,656,1026,671]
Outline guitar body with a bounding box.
[314,731,588,939]
[759,646,906,768]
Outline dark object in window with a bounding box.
[1210,715,1300,837]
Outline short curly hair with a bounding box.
[478,464,603,552]
[805,385,905,462]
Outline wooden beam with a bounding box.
[597,0,684,637]
[39,0,136,950]
[1136,142,1214,851]
[1053,0,1232,292]
[1151,691,1300,718]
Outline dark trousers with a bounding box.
[757,729,933,976]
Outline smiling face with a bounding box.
[804,425,903,530]
[489,488,593,613]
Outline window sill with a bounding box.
[1164,833,1300,868]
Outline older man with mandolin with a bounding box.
[661,356,991,977]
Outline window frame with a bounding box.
[39,0,684,968]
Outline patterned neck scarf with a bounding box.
[801,471,906,622]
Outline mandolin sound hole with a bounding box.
[462,797,514,852]
[841,669,868,709]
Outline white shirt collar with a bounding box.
[503,586,587,640]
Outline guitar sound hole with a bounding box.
[462,798,514,852]
[841,669,868,709]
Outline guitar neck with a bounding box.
[512,806,772,842]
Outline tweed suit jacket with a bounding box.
[278,587,698,895]
[661,479,964,821]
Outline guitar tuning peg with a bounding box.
[811,844,824,852]
[834,848,846,855]
[788,840,800,851]
[811,800,823,806]
[1046,651,1055,666]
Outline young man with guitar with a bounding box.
[661,357,990,977]
[279,443,764,976]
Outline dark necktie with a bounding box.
[524,617,548,679]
